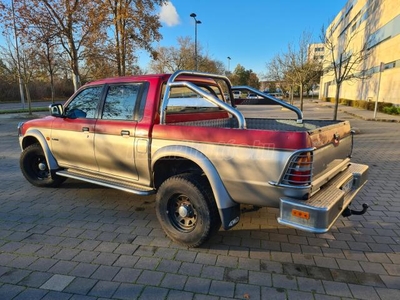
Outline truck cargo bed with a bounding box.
[174,117,345,132]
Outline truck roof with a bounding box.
[84,73,220,87]
[85,74,170,86]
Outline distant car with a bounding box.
[247,93,260,99]
[232,90,242,99]
[266,92,284,99]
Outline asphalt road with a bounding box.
[0,102,399,299]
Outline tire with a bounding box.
[20,143,65,187]
[156,173,221,247]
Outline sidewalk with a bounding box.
[315,100,400,123]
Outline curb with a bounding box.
[339,108,400,123]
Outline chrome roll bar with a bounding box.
[160,70,247,129]
[232,86,304,123]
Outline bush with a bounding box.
[383,106,400,115]
[322,97,398,114]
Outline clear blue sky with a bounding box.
[146,0,349,77]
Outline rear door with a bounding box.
[94,83,145,180]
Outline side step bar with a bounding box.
[277,163,368,233]
[56,170,155,196]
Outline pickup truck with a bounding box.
[18,70,369,247]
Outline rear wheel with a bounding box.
[156,173,221,247]
[20,143,65,187]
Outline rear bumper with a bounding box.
[277,163,368,233]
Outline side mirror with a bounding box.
[49,103,64,117]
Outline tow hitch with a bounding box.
[342,203,369,217]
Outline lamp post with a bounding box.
[227,56,231,73]
[11,0,25,109]
[190,13,201,71]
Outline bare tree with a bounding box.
[149,36,225,74]
[283,32,320,111]
[150,37,194,73]
[266,32,322,109]
[321,23,369,120]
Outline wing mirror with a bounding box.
[49,103,64,117]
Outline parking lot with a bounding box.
[0,102,399,300]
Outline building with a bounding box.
[319,0,400,105]
[308,43,325,63]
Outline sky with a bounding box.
[144,0,349,78]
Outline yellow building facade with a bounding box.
[320,0,400,105]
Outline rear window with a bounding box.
[163,84,226,114]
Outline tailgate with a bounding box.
[308,120,353,194]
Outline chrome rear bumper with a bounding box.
[277,163,368,233]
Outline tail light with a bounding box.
[282,151,313,186]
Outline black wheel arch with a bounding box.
[21,136,41,150]
[153,157,205,189]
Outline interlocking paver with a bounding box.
[0,269,31,284]
[184,277,211,294]
[112,254,139,268]
[156,259,181,273]
[139,286,169,300]
[234,283,261,299]
[90,265,120,281]
[161,273,187,290]
[63,277,97,295]
[166,290,194,300]
[112,283,143,300]
[88,280,120,298]
[40,274,75,292]
[41,291,73,300]
[0,284,25,300]
[322,280,352,297]
[113,267,141,283]
[208,280,235,298]
[68,263,98,278]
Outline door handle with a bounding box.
[82,127,89,132]
[121,130,130,136]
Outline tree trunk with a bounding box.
[24,82,32,115]
[299,84,304,111]
[333,83,341,121]
[50,72,55,103]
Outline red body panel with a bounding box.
[152,124,311,151]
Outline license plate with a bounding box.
[341,177,354,194]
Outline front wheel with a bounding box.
[20,143,65,187]
[156,174,221,247]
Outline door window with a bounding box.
[64,86,103,119]
[101,84,142,120]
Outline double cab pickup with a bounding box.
[18,70,369,247]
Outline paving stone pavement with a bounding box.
[0,101,399,299]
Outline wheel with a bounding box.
[20,143,65,187]
[156,173,221,247]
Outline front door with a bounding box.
[51,86,103,171]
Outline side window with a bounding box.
[102,84,141,120]
[65,86,103,119]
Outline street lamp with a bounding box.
[190,13,201,71]
[227,56,231,73]
[11,0,25,109]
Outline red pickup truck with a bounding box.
[18,70,369,247]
